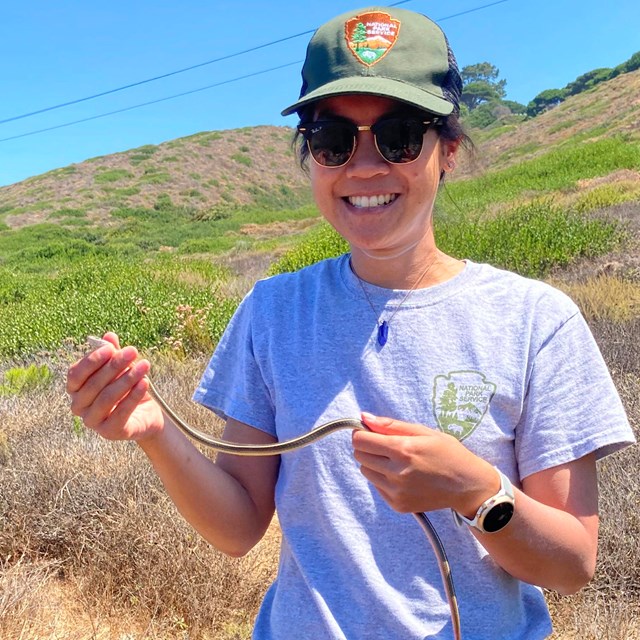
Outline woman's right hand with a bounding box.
[66,332,164,442]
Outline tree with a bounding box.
[501,100,527,116]
[622,51,640,73]
[461,62,501,85]
[564,68,613,96]
[460,62,506,111]
[465,101,502,128]
[461,81,502,110]
[526,89,567,117]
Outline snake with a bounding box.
[87,336,461,639]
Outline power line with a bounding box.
[438,0,508,21]
[0,61,302,143]
[0,0,509,144]
[0,0,416,126]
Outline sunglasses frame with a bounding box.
[298,116,442,168]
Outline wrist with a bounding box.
[135,413,172,453]
[456,460,501,519]
[454,465,516,534]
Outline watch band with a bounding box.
[453,466,515,534]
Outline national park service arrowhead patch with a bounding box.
[432,371,497,441]
[344,11,401,67]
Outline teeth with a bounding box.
[348,194,396,208]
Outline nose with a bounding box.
[345,130,390,179]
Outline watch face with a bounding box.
[483,502,514,533]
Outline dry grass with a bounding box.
[0,357,279,640]
[549,274,640,323]
[0,273,639,639]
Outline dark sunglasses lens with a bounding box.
[375,119,426,163]
[307,122,355,167]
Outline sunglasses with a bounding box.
[298,116,441,168]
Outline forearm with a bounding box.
[137,417,273,557]
[470,487,598,594]
[354,416,600,595]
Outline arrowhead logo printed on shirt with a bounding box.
[432,371,497,441]
[344,11,401,67]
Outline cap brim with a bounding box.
[281,76,454,117]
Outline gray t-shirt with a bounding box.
[194,255,634,639]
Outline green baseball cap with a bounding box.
[281,6,454,117]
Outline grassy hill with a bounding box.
[0,125,312,230]
[462,67,640,175]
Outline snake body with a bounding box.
[87,336,461,639]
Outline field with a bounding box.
[1,76,640,638]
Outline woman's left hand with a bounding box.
[352,412,498,516]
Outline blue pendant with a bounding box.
[377,321,389,346]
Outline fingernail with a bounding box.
[121,346,137,362]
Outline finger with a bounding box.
[358,463,391,492]
[91,378,151,440]
[81,359,150,426]
[102,332,121,349]
[83,345,139,398]
[67,340,118,394]
[357,466,404,510]
[353,449,392,475]
[360,412,429,436]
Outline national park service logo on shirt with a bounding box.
[344,11,401,67]
[432,371,497,441]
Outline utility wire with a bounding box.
[0,0,508,144]
[0,61,302,143]
[438,0,508,22]
[0,0,416,126]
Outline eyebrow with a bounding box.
[313,107,426,122]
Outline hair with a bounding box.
[291,37,474,174]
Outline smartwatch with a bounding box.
[454,466,515,534]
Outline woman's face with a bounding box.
[309,95,456,262]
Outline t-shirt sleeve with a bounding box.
[192,289,276,436]
[515,311,635,479]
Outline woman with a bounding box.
[67,7,634,639]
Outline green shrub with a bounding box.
[139,172,171,185]
[436,201,621,277]
[94,169,133,183]
[0,256,238,358]
[572,183,640,213]
[269,201,621,279]
[0,364,53,396]
[269,224,348,275]
[442,137,640,215]
[231,154,252,167]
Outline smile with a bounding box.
[346,194,398,209]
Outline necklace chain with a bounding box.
[353,255,439,346]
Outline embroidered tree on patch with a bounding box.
[351,22,367,50]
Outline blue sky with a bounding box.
[1,0,638,187]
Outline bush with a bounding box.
[0,256,238,358]
[269,202,621,280]
[94,169,133,183]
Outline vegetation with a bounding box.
[272,140,631,278]
[526,50,640,117]
[0,58,639,638]
[461,51,640,129]
[0,255,238,359]
[0,364,53,396]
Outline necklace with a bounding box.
[353,255,439,347]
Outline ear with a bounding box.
[440,138,460,174]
